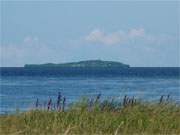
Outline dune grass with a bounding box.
[0,97,180,135]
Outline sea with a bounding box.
[0,67,180,114]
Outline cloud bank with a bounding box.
[85,29,124,45]
[85,28,171,45]
[1,28,179,67]
[1,36,56,67]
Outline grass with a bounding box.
[0,96,180,135]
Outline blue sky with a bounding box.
[1,1,179,67]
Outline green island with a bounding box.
[0,95,180,135]
[24,60,130,68]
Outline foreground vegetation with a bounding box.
[0,95,180,135]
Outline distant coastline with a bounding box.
[24,60,130,68]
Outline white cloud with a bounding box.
[128,28,145,38]
[85,28,159,45]
[23,36,39,45]
[0,36,56,67]
[85,29,125,45]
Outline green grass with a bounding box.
[0,100,180,135]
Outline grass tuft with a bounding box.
[0,96,180,134]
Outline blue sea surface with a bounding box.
[0,67,180,114]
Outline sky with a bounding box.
[1,1,179,67]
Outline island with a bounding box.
[24,60,130,68]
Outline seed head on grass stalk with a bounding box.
[166,94,170,102]
[62,97,66,112]
[35,98,39,109]
[88,98,94,112]
[57,92,62,111]
[123,95,127,107]
[159,95,164,104]
[95,93,101,103]
[47,98,52,111]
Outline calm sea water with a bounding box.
[0,67,180,114]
